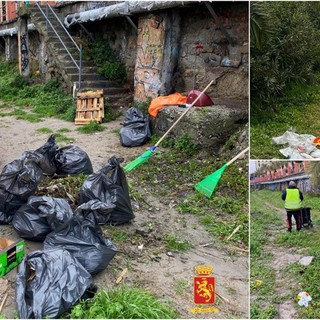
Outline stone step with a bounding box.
[64,66,97,74]
[104,94,133,107]
[60,60,93,68]
[81,82,130,94]
[69,73,105,81]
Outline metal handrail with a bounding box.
[34,1,82,88]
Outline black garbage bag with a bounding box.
[44,205,117,274]
[120,107,151,147]
[0,157,43,224]
[16,248,93,319]
[55,145,93,175]
[75,199,116,224]
[33,134,59,175]
[80,156,134,225]
[0,158,43,198]
[12,196,73,241]
[0,189,25,224]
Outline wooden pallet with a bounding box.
[75,90,104,125]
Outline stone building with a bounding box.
[0,1,248,151]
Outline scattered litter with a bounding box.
[138,244,144,251]
[272,131,320,159]
[55,145,93,175]
[120,107,151,147]
[115,268,128,284]
[299,256,314,266]
[255,280,263,287]
[166,251,174,257]
[12,196,73,241]
[16,248,93,319]
[0,293,8,313]
[297,291,312,307]
[226,225,242,241]
[80,156,134,225]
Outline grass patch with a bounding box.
[251,189,320,318]
[104,226,128,242]
[165,234,192,252]
[68,286,177,319]
[174,279,189,295]
[0,61,75,121]
[57,128,71,133]
[103,107,123,122]
[36,127,54,134]
[76,122,105,134]
[55,133,74,145]
[251,83,320,158]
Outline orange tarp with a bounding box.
[148,92,187,118]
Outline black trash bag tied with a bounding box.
[0,157,43,224]
[120,107,151,147]
[21,134,59,176]
[16,248,92,319]
[12,196,73,241]
[80,156,134,225]
[55,145,93,176]
[44,204,117,275]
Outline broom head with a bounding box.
[195,164,228,198]
[124,149,154,172]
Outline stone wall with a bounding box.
[56,1,248,102]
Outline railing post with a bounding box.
[79,44,82,89]
[46,0,48,33]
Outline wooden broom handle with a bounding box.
[226,147,249,166]
[155,80,214,147]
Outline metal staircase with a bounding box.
[26,3,132,108]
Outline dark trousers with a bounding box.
[286,210,302,231]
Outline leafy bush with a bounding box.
[86,37,127,83]
[251,2,320,108]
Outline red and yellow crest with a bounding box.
[194,265,215,304]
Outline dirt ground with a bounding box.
[0,115,248,319]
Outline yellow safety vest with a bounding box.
[285,189,302,210]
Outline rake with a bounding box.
[195,147,249,198]
[124,80,214,171]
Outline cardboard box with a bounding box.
[0,237,25,277]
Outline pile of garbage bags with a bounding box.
[0,135,135,319]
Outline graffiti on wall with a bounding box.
[134,14,165,101]
[20,33,29,72]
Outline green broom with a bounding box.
[195,147,249,198]
[124,80,214,172]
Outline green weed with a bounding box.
[174,279,189,295]
[57,128,71,133]
[250,302,277,319]
[36,127,54,134]
[54,133,74,145]
[165,234,192,252]
[76,122,105,134]
[104,108,122,122]
[104,226,128,242]
[68,286,177,319]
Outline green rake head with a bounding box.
[124,149,155,172]
[195,164,228,198]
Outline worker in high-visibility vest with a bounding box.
[281,180,303,232]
